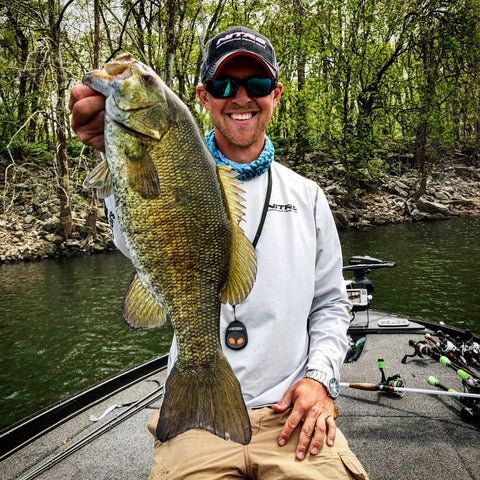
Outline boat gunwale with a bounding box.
[0,354,169,461]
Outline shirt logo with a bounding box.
[268,203,297,213]
[216,32,267,49]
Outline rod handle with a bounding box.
[344,382,378,391]
[425,333,440,348]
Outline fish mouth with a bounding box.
[112,94,158,113]
[112,119,152,138]
[109,97,162,140]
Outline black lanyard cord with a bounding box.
[251,166,272,249]
[227,167,272,351]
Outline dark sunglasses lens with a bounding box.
[206,77,275,98]
[207,79,239,98]
[245,78,273,96]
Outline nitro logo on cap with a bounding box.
[216,32,267,49]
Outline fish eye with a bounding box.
[142,74,153,84]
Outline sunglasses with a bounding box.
[205,76,277,99]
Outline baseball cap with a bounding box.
[201,26,279,83]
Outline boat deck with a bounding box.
[341,311,480,480]
[3,311,479,480]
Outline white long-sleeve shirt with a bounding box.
[104,160,350,407]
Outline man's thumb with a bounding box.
[271,389,292,412]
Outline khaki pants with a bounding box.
[147,407,369,480]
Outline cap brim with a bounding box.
[203,51,278,82]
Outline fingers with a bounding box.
[69,85,106,152]
[279,409,337,460]
[73,109,106,152]
[295,409,318,459]
[325,414,337,446]
[68,84,100,112]
[309,414,337,456]
[70,93,105,130]
[277,404,302,447]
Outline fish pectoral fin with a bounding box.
[128,151,161,199]
[82,155,113,198]
[217,165,257,305]
[122,273,169,330]
[156,356,252,445]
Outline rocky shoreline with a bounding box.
[320,160,480,228]
[1,156,479,263]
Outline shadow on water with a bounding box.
[0,217,478,430]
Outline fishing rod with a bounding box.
[427,376,480,423]
[426,376,477,403]
[341,358,480,400]
[400,347,480,396]
[403,338,480,379]
[18,381,164,480]
[426,331,480,373]
[339,382,480,399]
[426,332,479,374]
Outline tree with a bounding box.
[48,0,74,239]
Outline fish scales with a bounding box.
[82,52,256,444]
[110,122,230,367]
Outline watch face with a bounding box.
[329,377,339,398]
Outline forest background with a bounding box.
[1,0,479,261]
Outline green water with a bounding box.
[1,217,479,430]
[340,217,480,329]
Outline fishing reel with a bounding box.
[402,339,435,363]
[459,378,480,423]
[377,358,406,397]
[462,377,480,395]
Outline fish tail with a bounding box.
[156,356,251,445]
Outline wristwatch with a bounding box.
[305,369,340,399]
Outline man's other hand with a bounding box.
[272,378,337,460]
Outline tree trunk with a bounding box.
[293,0,308,166]
[83,0,104,241]
[413,24,436,201]
[165,0,176,87]
[49,0,72,240]
[413,117,428,200]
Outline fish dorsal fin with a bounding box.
[82,154,113,198]
[122,272,169,330]
[217,165,257,305]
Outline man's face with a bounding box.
[197,57,282,152]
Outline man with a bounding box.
[70,26,368,480]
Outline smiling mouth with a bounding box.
[228,112,258,121]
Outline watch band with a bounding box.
[305,369,340,398]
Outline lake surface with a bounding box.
[1,217,479,430]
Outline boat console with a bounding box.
[344,255,426,336]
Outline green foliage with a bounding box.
[0,0,478,193]
[66,140,86,158]
[23,141,51,158]
[270,136,289,155]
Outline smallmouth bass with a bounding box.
[82,53,256,445]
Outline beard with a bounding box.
[213,109,270,150]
